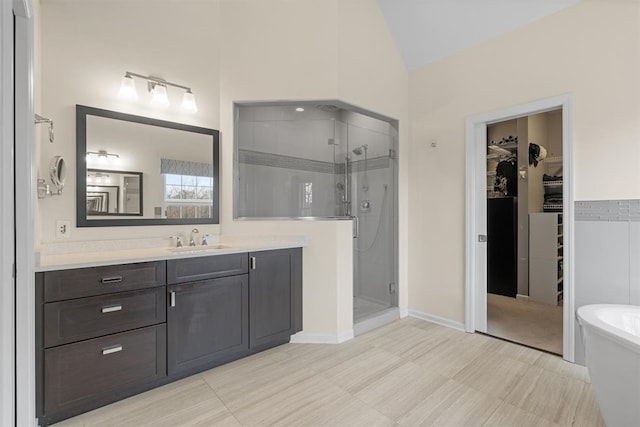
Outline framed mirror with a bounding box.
[76,105,219,227]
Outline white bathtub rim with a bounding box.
[577,304,640,354]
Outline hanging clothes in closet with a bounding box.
[495,156,518,196]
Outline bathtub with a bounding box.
[577,304,640,427]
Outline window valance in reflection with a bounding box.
[160,158,213,177]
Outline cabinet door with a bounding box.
[43,324,166,422]
[249,248,302,348]
[167,275,248,375]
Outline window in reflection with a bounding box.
[162,172,213,219]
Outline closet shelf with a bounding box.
[487,171,497,177]
[487,143,517,155]
[543,181,563,187]
[545,156,562,164]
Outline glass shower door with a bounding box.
[349,123,397,322]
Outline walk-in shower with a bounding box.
[234,101,398,330]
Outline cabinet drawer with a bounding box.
[167,253,247,284]
[43,324,166,416]
[43,288,166,348]
[44,261,166,302]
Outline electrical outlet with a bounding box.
[56,220,71,239]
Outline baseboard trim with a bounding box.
[516,294,530,302]
[408,310,466,332]
[400,308,409,318]
[289,330,354,344]
[354,308,400,336]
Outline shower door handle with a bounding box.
[352,216,359,239]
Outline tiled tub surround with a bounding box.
[36,235,307,271]
[575,199,640,221]
[575,199,640,364]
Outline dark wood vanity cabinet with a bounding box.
[167,276,249,375]
[166,249,302,375]
[36,261,168,426]
[249,248,303,349]
[36,248,303,425]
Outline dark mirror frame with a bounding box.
[76,104,220,227]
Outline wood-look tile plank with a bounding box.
[508,368,586,425]
[572,383,606,427]
[482,402,562,427]
[398,379,501,427]
[309,395,397,427]
[228,375,348,426]
[412,338,487,378]
[322,347,402,394]
[534,352,591,383]
[371,325,450,360]
[355,361,449,421]
[453,353,530,399]
[76,376,226,427]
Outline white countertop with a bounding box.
[36,236,307,272]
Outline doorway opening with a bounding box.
[486,111,563,354]
[464,94,575,362]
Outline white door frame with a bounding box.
[0,0,16,425]
[464,94,575,362]
[13,0,37,425]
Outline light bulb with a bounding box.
[150,84,170,108]
[182,90,198,113]
[119,74,137,100]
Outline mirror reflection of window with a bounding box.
[161,158,214,219]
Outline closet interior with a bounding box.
[485,109,564,355]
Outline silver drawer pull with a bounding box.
[101,304,122,314]
[170,291,176,307]
[101,344,123,355]
[250,256,256,270]
[101,276,123,284]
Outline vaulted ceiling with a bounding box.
[377,0,581,70]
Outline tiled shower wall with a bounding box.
[237,150,389,218]
[575,200,640,364]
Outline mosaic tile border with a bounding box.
[575,199,640,222]
[238,149,390,174]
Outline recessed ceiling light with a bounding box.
[295,107,305,112]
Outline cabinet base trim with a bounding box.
[290,330,354,344]
[408,310,466,332]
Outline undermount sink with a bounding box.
[167,244,231,253]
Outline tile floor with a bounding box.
[53,318,604,427]
[487,293,563,354]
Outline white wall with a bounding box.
[38,0,409,339]
[408,0,640,322]
[219,0,409,338]
[39,0,222,243]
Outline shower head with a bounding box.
[352,144,368,155]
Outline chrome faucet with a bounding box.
[189,228,199,246]
[171,235,184,248]
[202,234,210,246]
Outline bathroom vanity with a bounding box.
[35,246,302,425]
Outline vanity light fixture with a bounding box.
[86,150,120,163]
[87,172,111,184]
[119,71,198,113]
